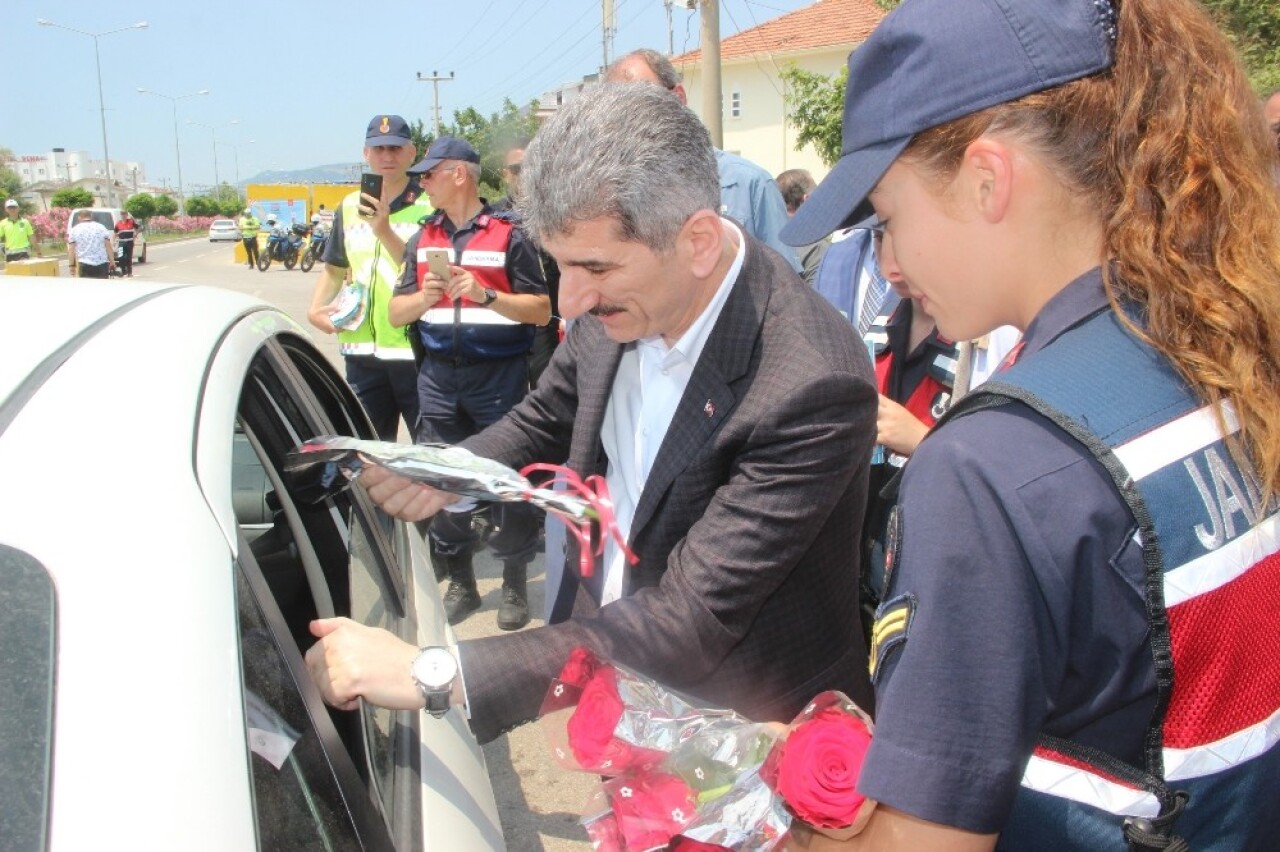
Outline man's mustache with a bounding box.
[589,305,625,318]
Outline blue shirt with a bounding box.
[714,149,799,273]
[859,268,1156,834]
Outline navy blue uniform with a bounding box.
[861,269,1156,831]
[394,205,546,564]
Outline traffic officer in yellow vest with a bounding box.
[237,208,260,269]
[390,136,550,630]
[307,114,432,441]
[1,199,41,262]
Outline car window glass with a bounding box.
[234,340,418,840]
[0,545,55,852]
[235,564,367,851]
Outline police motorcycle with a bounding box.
[257,217,305,271]
[298,215,328,273]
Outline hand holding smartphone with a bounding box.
[423,248,451,281]
[358,173,383,218]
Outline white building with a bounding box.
[672,0,884,181]
[5,148,146,192]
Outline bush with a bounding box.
[125,193,157,221]
[50,187,94,209]
[30,208,71,241]
[152,194,178,218]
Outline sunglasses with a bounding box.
[503,163,523,175]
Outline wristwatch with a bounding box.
[479,287,498,306]
[411,646,458,718]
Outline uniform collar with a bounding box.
[1017,267,1109,363]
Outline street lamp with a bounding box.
[137,87,208,216]
[187,119,221,192]
[227,139,255,187]
[37,18,148,208]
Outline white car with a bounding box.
[0,280,503,851]
[66,207,147,263]
[209,218,241,242]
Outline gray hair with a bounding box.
[519,83,718,252]
[606,48,682,91]
[462,160,482,184]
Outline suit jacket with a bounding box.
[458,235,877,744]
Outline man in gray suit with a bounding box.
[305,83,877,744]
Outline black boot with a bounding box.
[497,560,530,631]
[439,553,481,625]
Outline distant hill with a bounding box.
[241,163,363,186]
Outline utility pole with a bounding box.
[602,0,616,72]
[416,71,455,137]
[701,0,722,148]
[665,0,673,56]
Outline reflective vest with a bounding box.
[337,190,432,359]
[867,308,957,432]
[0,217,35,253]
[413,212,534,360]
[948,307,1280,851]
[237,215,259,239]
[114,219,137,242]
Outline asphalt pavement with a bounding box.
[120,237,595,851]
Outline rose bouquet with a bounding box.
[284,436,636,577]
[541,648,790,851]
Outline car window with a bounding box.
[0,545,56,852]
[233,336,421,844]
[236,564,365,851]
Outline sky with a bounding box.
[4,0,817,193]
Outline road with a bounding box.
[125,237,595,851]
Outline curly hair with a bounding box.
[904,0,1280,496]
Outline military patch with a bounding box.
[882,505,903,593]
[869,593,916,684]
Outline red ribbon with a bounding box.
[519,463,638,579]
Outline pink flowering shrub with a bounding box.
[31,208,70,241]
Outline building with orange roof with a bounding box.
[672,0,885,180]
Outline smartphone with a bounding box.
[423,248,451,280]
[358,172,383,217]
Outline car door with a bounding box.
[213,326,501,851]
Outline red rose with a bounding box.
[607,770,697,851]
[584,810,624,851]
[773,707,872,829]
[559,646,602,688]
[566,667,664,773]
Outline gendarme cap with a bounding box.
[408,136,481,174]
[782,0,1117,247]
[366,114,413,147]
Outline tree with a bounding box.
[125,193,157,221]
[433,98,542,197]
[779,64,847,167]
[152,194,178,218]
[0,147,22,207]
[185,196,218,216]
[1202,0,1280,93]
[51,187,94,209]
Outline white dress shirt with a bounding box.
[597,219,746,604]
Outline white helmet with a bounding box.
[311,213,321,223]
[266,215,277,224]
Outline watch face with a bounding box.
[412,647,458,689]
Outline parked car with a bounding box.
[66,207,147,263]
[0,280,504,851]
[208,218,241,242]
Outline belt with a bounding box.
[423,350,519,369]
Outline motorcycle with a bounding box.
[257,223,306,271]
[298,224,328,273]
